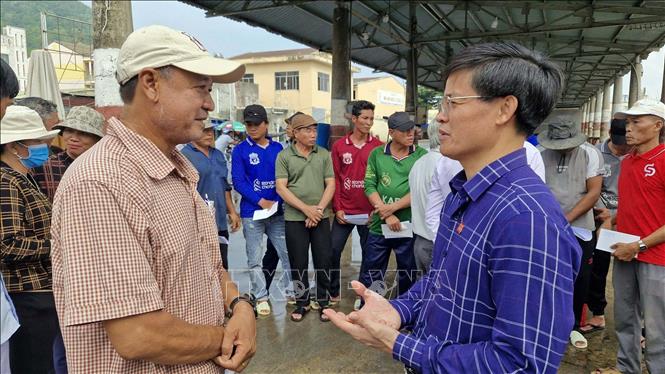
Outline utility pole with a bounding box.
[92,0,133,116]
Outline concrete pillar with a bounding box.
[581,102,588,134]
[628,58,642,107]
[661,56,665,104]
[588,96,596,138]
[600,83,612,140]
[330,1,352,148]
[405,1,417,115]
[612,76,623,115]
[92,0,133,118]
[593,90,603,139]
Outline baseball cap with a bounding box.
[243,105,268,124]
[615,98,665,120]
[385,112,415,131]
[1,106,60,144]
[116,25,245,85]
[290,113,317,130]
[609,118,627,145]
[54,106,105,138]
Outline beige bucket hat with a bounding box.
[0,105,60,144]
[53,106,105,138]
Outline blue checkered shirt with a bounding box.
[390,148,581,373]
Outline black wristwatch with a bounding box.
[226,294,257,319]
[638,239,648,253]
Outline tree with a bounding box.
[417,86,442,110]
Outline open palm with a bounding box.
[348,281,401,330]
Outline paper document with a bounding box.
[381,221,413,239]
[596,229,640,253]
[252,202,278,221]
[344,214,369,225]
[218,236,229,245]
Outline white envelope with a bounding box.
[252,202,278,221]
[381,221,413,239]
[344,214,369,225]
[596,228,640,253]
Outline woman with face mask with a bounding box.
[0,105,61,373]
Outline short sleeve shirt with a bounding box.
[51,118,227,373]
[275,145,334,221]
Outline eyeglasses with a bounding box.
[439,95,494,115]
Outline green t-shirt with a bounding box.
[364,143,428,234]
[275,144,334,221]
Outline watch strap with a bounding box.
[638,239,648,252]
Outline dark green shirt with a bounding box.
[275,144,334,221]
[365,142,427,234]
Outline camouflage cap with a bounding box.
[54,106,105,138]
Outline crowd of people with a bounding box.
[1,24,664,374]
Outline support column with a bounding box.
[581,102,588,134]
[405,1,417,116]
[600,83,612,140]
[587,95,596,138]
[593,90,603,139]
[612,76,624,115]
[330,1,352,145]
[92,0,133,119]
[661,56,665,104]
[628,58,643,107]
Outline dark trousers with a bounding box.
[219,230,229,270]
[330,220,369,298]
[587,248,612,316]
[52,332,67,374]
[8,291,60,374]
[573,234,596,328]
[285,219,332,308]
[261,239,278,290]
[359,233,417,297]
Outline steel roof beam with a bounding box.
[421,1,665,16]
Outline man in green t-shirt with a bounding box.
[275,113,335,323]
[361,112,427,298]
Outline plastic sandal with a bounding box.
[290,306,310,322]
[256,299,271,316]
[570,330,588,349]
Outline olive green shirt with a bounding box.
[275,144,334,221]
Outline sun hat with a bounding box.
[116,25,245,85]
[0,106,60,145]
[614,98,665,120]
[289,113,317,131]
[537,120,587,150]
[53,106,105,138]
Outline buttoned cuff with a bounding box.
[390,299,416,328]
[392,332,425,371]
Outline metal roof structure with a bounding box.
[181,0,665,108]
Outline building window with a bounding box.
[275,71,299,90]
[241,73,254,83]
[317,72,329,92]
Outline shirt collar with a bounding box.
[632,143,665,161]
[245,136,273,147]
[383,141,415,156]
[107,117,198,183]
[450,148,528,202]
[289,143,319,157]
[344,132,375,145]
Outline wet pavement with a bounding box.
[226,231,645,373]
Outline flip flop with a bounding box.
[590,367,622,374]
[570,330,588,349]
[290,306,310,322]
[579,323,605,335]
[319,307,332,322]
[256,300,271,316]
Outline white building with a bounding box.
[1,26,28,93]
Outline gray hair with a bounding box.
[443,41,564,135]
[427,119,440,149]
[15,97,58,121]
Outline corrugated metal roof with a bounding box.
[181,0,665,108]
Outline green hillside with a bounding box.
[0,0,92,53]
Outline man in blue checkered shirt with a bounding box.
[325,42,582,373]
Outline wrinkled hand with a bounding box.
[335,210,348,225]
[594,207,611,223]
[375,203,396,220]
[258,199,276,210]
[323,281,400,354]
[303,205,323,224]
[229,213,241,233]
[612,241,639,262]
[385,215,402,232]
[214,303,256,372]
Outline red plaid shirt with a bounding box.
[32,151,75,202]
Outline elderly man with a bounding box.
[326,42,581,373]
[32,106,105,202]
[609,98,665,374]
[539,120,604,349]
[15,97,64,153]
[50,25,256,373]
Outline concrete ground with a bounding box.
[226,231,645,373]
